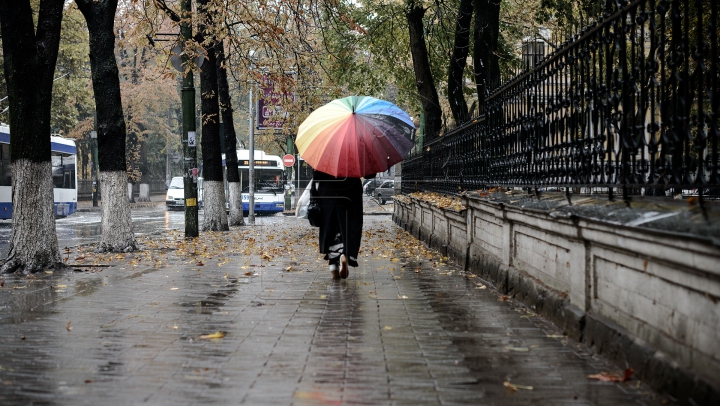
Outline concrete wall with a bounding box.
[393,196,720,405]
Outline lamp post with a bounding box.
[90,130,98,207]
[248,87,255,224]
[180,0,198,238]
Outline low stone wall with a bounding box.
[394,196,720,405]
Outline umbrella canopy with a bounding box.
[296,96,415,178]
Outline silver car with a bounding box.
[374,180,395,204]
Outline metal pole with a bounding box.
[91,111,99,207]
[180,0,198,238]
[166,109,171,188]
[248,87,255,224]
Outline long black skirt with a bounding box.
[313,170,363,267]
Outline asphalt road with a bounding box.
[0,206,286,260]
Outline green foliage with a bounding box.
[51,5,94,136]
[0,3,93,132]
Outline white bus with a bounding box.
[0,124,78,219]
[224,149,285,215]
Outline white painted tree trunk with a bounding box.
[202,180,229,231]
[99,171,137,252]
[227,182,245,226]
[127,183,134,202]
[1,160,61,274]
[138,183,150,202]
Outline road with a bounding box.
[0,206,286,259]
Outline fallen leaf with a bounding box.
[384,326,393,330]
[499,295,510,301]
[284,266,294,272]
[587,368,634,382]
[170,287,179,291]
[504,346,529,352]
[243,271,253,276]
[198,332,225,340]
[504,381,533,391]
[66,321,73,331]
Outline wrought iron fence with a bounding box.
[402,0,719,201]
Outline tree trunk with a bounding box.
[197,2,229,232]
[0,0,64,274]
[77,0,137,252]
[473,0,501,114]
[100,172,136,252]
[448,0,474,125]
[216,44,244,226]
[406,3,442,141]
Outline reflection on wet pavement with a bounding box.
[0,217,668,405]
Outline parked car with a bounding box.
[363,178,388,196]
[375,180,395,204]
[165,176,203,210]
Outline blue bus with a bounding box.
[0,124,77,219]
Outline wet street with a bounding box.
[0,212,668,405]
[0,206,285,259]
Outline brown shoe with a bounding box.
[339,255,349,279]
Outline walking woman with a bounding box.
[314,169,367,279]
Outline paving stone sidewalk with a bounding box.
[0,216,670,405]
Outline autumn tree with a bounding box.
[447,0,473,125]
[76,0,137,252]
[217,43,244,226]
[113,21,180,194]
[0,0,65,274]
[196,0,229,231]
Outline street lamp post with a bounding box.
[90,130,98,207]
[180,0,198,238]
[248,87,255,224]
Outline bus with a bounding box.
[0,124,78,219]
[224,149,285,215]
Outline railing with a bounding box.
[402,0,719,201]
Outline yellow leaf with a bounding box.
[199,331,225,340]
[384,326,392,330]
[171,287,179,291]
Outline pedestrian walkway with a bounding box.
[0,217,669,405]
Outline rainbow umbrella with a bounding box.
[296,96,415,178]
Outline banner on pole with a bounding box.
[256,73,295,130]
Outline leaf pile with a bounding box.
[408,192,466,211]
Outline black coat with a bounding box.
[313,170,363,267]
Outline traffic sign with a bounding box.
[282,154,295,167]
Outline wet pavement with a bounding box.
[0,215,669,405]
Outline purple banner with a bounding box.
[256,74,294,130]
